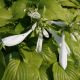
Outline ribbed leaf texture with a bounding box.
[0,0,80,80]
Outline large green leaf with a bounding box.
[20,49,43,68]
[0,27,12,33]
[0,8,12,27]
[52,62,79,80]
[58,0,79,8]
[41,39,57,65]
[70,0,80,7]
[2,50,43,80]
[0,51,5,80]
[0,8,12,19]
[2,58,29,80]
[15,23,25,34]
[11,1,26,19]
[39,64,49,80]
[38,0,74,23]
[0,0,5,9]
[65,32,80,57]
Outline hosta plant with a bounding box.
[0,0,80,80]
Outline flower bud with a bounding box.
[36,31,43,53]
[42,28,49,38]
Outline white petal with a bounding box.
[70,33,77,42]
[59,33,67,70]
[48,21,67,27]
[36,32,43,53]
[2,22,37,47]
[31,22,37,31]
[48,28,61,46]
[2,29,32,46]
[42,28,49,38]
[48,28,71,56]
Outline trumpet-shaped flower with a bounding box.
[48,21,67,27]
[48,28,71,69]
[59,33,68,70]
[2,22,37,47]
[36,31,43,53]
[42,28,49,38]
[48,28,71,55]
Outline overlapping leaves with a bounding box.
[0,0,80,80]
[53,62,79,80]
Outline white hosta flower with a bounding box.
[2,22,37,47]
[28,11,41,19]
[70,33,77,42]
[48,28,71,69]
[48,28,71,55]
[59,33,68,70]
[42,28,49,38]
[48,21,67,27]
[36,31,43,53]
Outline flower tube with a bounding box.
[59,33,68,69]
[2,22,37,47]
[36,31,43,53]
[48,21,67,27]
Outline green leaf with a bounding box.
[39,0,73,23]
[0,19,9,27]
[41,39,57,65]
[0,8,12,19]
[0,27,12,33]
[52,62,79,80]
[58,0,79,8]
[2,58,28,80]
[0,8,12,27]
[2,51,43,80]
[70,0,80,7]
[20,49,43,68]
[39,64,49,80]
[0,51,5,80]
[15,23,24,34]
[65,32,80,57]
[0,0,5,9]
[11,1,26,19]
